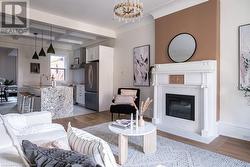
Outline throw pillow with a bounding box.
[114,95,134,105]
[67,123,117,167]
[120,89,137,97]
[22,140,100,167]
[36,140,71,150]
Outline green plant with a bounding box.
[4,80,14,85]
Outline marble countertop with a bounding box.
[41,86,73,119]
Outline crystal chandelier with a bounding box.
[114,0,143,23]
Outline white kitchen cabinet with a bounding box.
[86,46,99,62]
[76,85,85,106]
[85,45,114,112]
[73,47,86,64]
[98,46,114,112]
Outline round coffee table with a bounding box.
[109,122,157,165]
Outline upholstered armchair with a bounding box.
[110,88,140,121]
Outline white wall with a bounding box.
[114,22,155,117]
[220,0,250,141]
[0,36,74,86]
[113,0,250,141]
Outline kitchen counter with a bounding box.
[20,85,73,119]
[24,85,52,89]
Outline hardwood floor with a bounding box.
[53,111,250,163]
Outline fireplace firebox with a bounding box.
[166,94,195,121]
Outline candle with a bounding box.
[130,113,133,130]
[136,110,139,130]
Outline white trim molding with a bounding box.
[150,0,209,19]
[218,121,250,141]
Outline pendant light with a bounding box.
[32,33,39,60]
[39,31,46,57]
[47,24,55,54]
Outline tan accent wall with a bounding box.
[169,75,185,84]
[155,0,220,120]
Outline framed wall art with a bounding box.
[30,63,40,74]
[133,45,150,86]
[74,57,80,65]
[239,24,250,90]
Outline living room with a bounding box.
[0,0,250,167]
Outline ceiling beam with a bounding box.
[23,33,55,41]
[24,30,86,45]
[57,38,83,45]
[53,30,70,41]
[80,39,108,48]
[30,8,116,39]
[30,23,67,34]
[68,32,97,40]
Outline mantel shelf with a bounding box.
[154,84,202,88]
[152,70,215,74]
[153,60,217,74]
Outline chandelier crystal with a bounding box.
[114,0,143,23]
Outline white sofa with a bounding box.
[0,111,76,167]
[0,111,118,167]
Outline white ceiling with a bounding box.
[30,0,173,30]
[27,21,106,47]
[25,0,207,47]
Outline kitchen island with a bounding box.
[20,85,73,119]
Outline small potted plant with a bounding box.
[4,80,14,85]
[138,98,153,127]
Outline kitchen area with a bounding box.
[70,45,114,116]
[0,21,114,119]
[18,45,114,119]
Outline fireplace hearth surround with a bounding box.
[152,60,218,144]
[166,94,195,121]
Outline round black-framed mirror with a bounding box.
[167,33,197,63]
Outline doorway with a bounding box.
[0,46,18,114]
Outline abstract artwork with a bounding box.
[239,24,250,90]
[133,45,150,86]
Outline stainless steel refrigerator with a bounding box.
[85,62,99,111]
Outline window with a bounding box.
[50,56,65,81]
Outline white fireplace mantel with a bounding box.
[152,60,218,143]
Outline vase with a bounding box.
[139,115,145,127]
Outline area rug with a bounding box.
[83,123,250,167]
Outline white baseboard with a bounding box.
[218,121,250,141]
[157,125,218,144]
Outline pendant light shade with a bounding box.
[47,24,55,54]
[39,31,46,57]
[39,48,46,56]
[32,33,39,60]
[32,51,39,59]
[47,43,55,54]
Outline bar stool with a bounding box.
[19,92,35,113]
